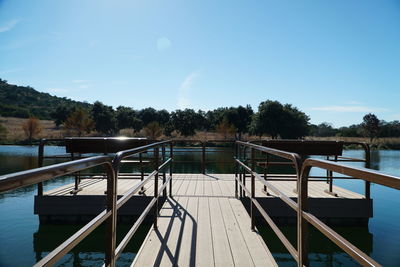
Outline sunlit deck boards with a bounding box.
[36,173,372,225]
[43,173,364,199]
[131,176,277,267]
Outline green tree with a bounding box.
[309,122,338,137]
[64,108,95,136]
[92,101,116,135]
[116,106,141,130]
[157,109,170,126]
[280,104,309,138]
[224,105,253,139]
[138,107,158,126]
[362,113,380,141]
[170,109,199,136]
[380,120,400,137]
[52,104,77,127]
[250,100,309,139]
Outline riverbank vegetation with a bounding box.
[1,79,400,149]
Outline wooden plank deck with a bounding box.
[131,174,277,267]
[44,173,365,200]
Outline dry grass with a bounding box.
[0,117,64,142]
[305,136,400,149]
[2,116,400,149]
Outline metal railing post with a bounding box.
[139,152,144,192]
[243,147,246,197]
[235,142,238,198]
[251,148,255,231]
[105,163,117,267]
[154,147,159,229]
[365,144,371,199]
[202,142,206,174]
[298,167,309,266]
[162,145,166,197]
[263,154,268,194]
[37,139,45,196]
[169,142,173,197]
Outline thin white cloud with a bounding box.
[311,105,388,113]
[178,71,200,109]
[0,19,19,33]
[79,85,89,89]
[157,37,172,52]
[72,80,87,84]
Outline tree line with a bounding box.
[2,78,400,141]
[309,113,400,140]
[53,100,310,139]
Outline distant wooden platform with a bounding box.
[43,173,363,199]
[35,174,372,225]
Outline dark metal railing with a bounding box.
[0,140,173,267]
[235,141,302,260]
[235,140,400,267]
[249,140,371,198]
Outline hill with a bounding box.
[0,79,90,120]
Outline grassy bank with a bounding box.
[306,136,400,150]
[2,116,400,149]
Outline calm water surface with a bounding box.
[0,146,399,266]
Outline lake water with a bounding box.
[0,145,399,266]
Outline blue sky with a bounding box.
[0,0,399,127]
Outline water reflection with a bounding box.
[33,224,150,267]
[1,146,400,266]
[258,224,373,266]
[370,150,380,170]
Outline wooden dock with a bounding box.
[132,175,277,267]
[34,173,372,265]
[36,173,371,223]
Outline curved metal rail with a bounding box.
[0,140,174,267]
[0,156,115,267]
[235,140,400,267]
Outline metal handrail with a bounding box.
[297,158,400,266]
[0,155,111,194]
[0,156,115,267]
[0,140,174,267]
[234,141,302,263]
[235,141,400,267]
